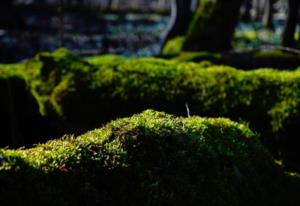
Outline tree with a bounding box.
[253,0,264,20]
[241,0,253,22]
[106,0,113,10]
[281,0,300,48]
[161,0,193,49]
[262,0,275,29]
[183,0,245,52]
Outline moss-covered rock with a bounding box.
[0,110,298,206]
[21,49,300,170]
[0,64,46,148]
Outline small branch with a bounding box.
[185,102,191,117]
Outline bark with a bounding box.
[282,0,300,48]
[161,0,193,49]
[262,0,275,29]
[183,0,244,52]
[241,0,253,22]
[106,0,113,10]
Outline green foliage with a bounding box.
[0,110,297,206]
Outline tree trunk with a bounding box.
[183,0,244,52]
[282,0,300,48]
[111,0,120,10]
[106,0,113,10]
[263,0,275,29]
[161,0,193,49]
[191,0,199,12]
[241,0,253,22]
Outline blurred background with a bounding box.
[0,0,297,63]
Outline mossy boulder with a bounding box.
[0,110,298,206]
[0,64,45,148]
[22,49,300,170]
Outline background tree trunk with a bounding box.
[183,0,244,52]
[161,0,193,49]
[263,0,275,29]
[241,0,253,22]
[106,0,113,10]
[191,0,199,12]
[281,0,300,48]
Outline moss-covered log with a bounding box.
[0,110,299,206]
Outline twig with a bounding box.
[185,102,191,117]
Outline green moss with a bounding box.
[161,36,185,56]
[19,49,300,170]
[171,51,222,63]
[185,0,215,45]
[170,50,300,70]
[85,54,126,66]
[24,48,97,117]
[0,110,297,206]
[0,63,25,79]
[0,63,44,148]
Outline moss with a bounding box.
[85,54,126,66]
[171,51,222,63]
[0,110,297,206]
[170,50,300,70]
[0,63,25,78]
[0,64,45,148]
[24,48,97,117]
[19,50,300,170]
[161,36,185,56]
